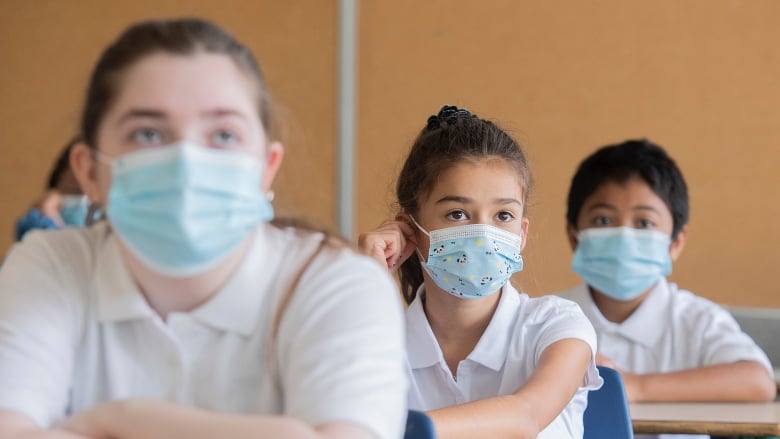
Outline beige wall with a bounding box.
[356,1,780,307]
[0,0,338,248]
[2,1,779,306]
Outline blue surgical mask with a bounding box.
[101,141,274,277]
[59,195,89,227]
[571,227,672,301]
[411,217,524,299]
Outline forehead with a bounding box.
[426,158,525,201]
[583,176,671,214]
[108,51,260,122]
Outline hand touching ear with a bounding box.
[357,220,417,271]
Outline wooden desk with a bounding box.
[631,402,780,436]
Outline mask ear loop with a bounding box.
[406,214,432,265]
[407,215,430,237]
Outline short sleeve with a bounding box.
[276,248,408,439]
[531,296,602,390]
[0,231,87,427]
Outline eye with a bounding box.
[496,211,515,222]
[593,216,612,227]
[445,210,468,221]
[210,129,240,148]
[131,128,163,146]
[636,219,656,229]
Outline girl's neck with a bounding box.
[119,229,257,319]
[422,279,501,376]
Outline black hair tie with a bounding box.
[426,105,476,130]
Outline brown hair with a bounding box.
[396,105,533,304]
[80,18,273,148]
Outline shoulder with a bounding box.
[515,288,590,324]
[267,225,401,319]
[2,224,106,283]
[666,283,734,325]
[507,286,598,361]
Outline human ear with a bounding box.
[566,224,579,251]
[69,142,104,204]
[519,217,530,252]
[261,141,284,193]
[669,225,688,261]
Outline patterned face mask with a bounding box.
[410,216,524,299]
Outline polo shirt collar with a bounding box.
[95,223,272,336]
[578,278,671,348]
[406,283,520,372]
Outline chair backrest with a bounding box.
[583,366,634,439]
[728,306,780,367]
[404,409,436,439]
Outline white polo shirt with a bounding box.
[559,279,773,439]
[406,283,602,439]
[0,222,408,439]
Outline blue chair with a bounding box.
[404,409,436,439]
[583,366,634,439]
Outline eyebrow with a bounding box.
[116,108,249,126]
[116,109,166,126]
[435,195,523,207]
[201,108,250,121]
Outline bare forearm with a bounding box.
[629,361,776,402]
[70,399,372,439]
[428,395,538,439]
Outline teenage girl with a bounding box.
[0,18,406,439]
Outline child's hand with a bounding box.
[357,220,417,271]
[36,190,65,226]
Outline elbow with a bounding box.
[753,375,777,402]
[742,363,777,402]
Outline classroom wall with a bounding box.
[2,1,779,306]
[355,1,780,307]
[0,0,339,248]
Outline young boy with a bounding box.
[558,139,774,438]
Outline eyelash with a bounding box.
[445,210,468,221]
[130,127,164,146]
[444,210,516,222]
[591,216,656,229]
[210,129,240,148]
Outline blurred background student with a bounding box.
[15,137,89,241]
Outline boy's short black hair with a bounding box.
[566,139,689,239]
